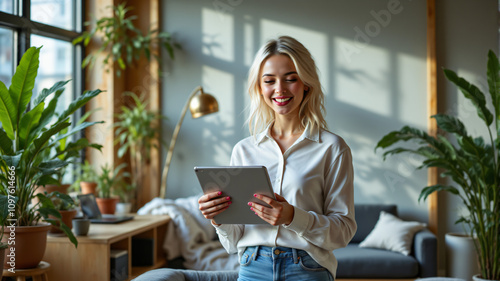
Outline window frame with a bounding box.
[0,0,86,161]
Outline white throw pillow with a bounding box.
[359,211,426,255]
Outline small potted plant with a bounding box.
[72,160,100,196]
[45,192,78,234]
[114,182,135,215]
[114,91,167,210]
[96,163,129,214]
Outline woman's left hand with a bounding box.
[249,193,294,226]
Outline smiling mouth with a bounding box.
[273,97,293,105]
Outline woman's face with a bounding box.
[259,54,308,118]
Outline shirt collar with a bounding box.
[254,122,321,145]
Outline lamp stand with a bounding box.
[160,86,204,198]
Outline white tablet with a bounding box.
[194,166,276,224]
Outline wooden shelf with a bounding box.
[43,214,171,281]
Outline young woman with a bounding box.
[198,36,356,281]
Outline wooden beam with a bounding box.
[426,0,438,235]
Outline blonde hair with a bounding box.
[246,36,327,136]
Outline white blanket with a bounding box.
[137,195,239,271]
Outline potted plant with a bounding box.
[114,182,135,215]
[96,163,129,215]
[72,2,179,77]
[46,191,78,234]
[72,160,100,195]
[114,92,166,210]
[0,46,103,268]
[375,50,500,280]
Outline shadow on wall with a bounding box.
[162,0,428,221]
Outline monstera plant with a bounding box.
[376,50,500,280]
[0,46,103,256]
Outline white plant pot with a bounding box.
[446,233,480,281]
[472,274,499,281]
[115,202,132,215]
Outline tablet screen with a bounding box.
[194,166,276,224]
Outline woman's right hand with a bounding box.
[198,191,231,225]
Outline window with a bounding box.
[0,27,13,86]
[0,0,14,14]
[0,0,83,182]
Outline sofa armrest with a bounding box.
[413,228,437,277]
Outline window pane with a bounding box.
[31,0,74,30]
[0,27,13,87]
[31,35,74,116]
[31,35,76,184]
[0,0,13,14]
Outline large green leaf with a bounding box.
[32,88,65,136]
[32,79,70,107]
[0,154,22,168]
[0,81,16,139]
[418,184,460,202]
[9,46,40,130]
[27,120,71,165]
[50,121,104,145]
[0,129,13,155]
[37,159,69,175]
[433,114,467,137]
[444,68,493,127]
[487,50,500,136]
[18,102,44,149]
[57,89,104,122]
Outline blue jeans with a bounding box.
[237,246,334,281]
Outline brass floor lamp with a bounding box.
[159,86,219,198]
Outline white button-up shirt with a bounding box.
[214,123,357,278]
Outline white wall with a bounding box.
[161,0,430,222]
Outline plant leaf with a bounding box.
[0,129,13,154]
[0,81,16,139]
[487,50,500,136]
[18,102,44,148]
[418,184,460,202]
[9,46,40,130]
[444,68,493,126]
[33,79,70,107]
[57,89,103,122]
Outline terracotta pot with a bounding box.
[0,247,5,279]
[95,197,119,214]
[48,209,78,234]
[2,223,51,269]
[80,181,98,196]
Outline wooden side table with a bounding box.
[2,261,50,281]
[43,214,170,281]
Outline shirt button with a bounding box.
[274,249,280,255]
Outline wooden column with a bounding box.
[426,0,438,235]
[84,0,161,209]
[126,0,162,208]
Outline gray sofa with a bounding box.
[134,204,437,280]
[334,204,437,278]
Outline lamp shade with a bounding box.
[189,92,219,118]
